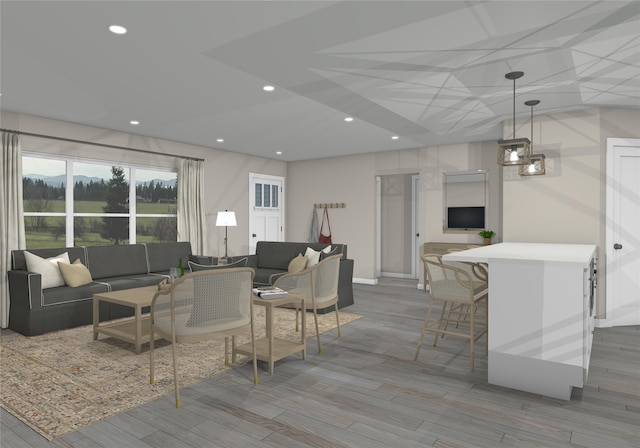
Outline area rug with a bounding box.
[0,308,361,440]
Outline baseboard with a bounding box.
[353,277,378,285]
[380,272,415,279]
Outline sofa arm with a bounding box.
[8,270,43,311]
[189,254,218,265]
[337,259,354,309]
[229,254,258,269]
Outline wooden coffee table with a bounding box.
[234,292,306,375]
[93,285,160,354]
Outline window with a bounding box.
[22,155,177,248]
[254,182,279,209]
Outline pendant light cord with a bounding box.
[513,77,516,140]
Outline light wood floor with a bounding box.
[2,278,639,447]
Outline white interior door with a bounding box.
[412,174,420,279]
[249,173,284,255]
[605,138,640,326]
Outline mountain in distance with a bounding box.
[23,174,177,188]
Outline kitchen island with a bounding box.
[443,242,597,400]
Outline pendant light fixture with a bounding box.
[519,100,546,176]
[497,71,531,166]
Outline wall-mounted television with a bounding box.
[447,206,485,230]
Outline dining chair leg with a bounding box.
[334,304,341,338]
[171,337,180,408]
[470,304,475,373]
[312,308,322,354]
[414,300,435,361]
[433,301,448,347]
[149,325,155,385]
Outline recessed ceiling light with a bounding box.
[344,117,354,122]
[391,135,399,140]
[216,138,224,143]
[109,25,127,35]
[129,120,139,125]
[263,85,275,92]
[276,151,283,155]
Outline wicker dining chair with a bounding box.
[415,254,488,372]
[149,267,258,408]
[273,253,342,354]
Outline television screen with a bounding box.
[447,206,485,230]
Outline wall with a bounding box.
[501,107,640,317]
[286,154,376,282]
[1,111,287,257]
[287,143,500,283]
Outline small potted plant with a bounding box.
[479,230,496,245]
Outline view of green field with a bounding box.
[24,200,177,249]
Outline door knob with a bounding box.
[252,233,257,238]
[614,243,623,250]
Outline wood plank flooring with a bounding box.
[2,278,639,447]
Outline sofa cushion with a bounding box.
[58,259,93,287]
[12,247,86,271]
[320,245,341,261]
[253,268,286,286]
[24,251,70,289]
[43,282,109,306]
[86,244,149,279]
[96,274,164,291]
[188,257,248,272]
[145,242,192,273]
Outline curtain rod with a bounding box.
[0,128,205,162]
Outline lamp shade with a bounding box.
[216,211,236,227]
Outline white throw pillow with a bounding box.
[24,251,70,289]
[305,246,332,268]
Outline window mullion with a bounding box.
[66,160,74,247]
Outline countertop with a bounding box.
[443,242,597,265]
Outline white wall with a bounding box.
[2,111,287,257]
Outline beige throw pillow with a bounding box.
[288,253,308,273]
[24,251,70,289]
[58,259,93,287]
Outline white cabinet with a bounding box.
[444,242,597,400]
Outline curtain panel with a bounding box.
[1,132,26,328]
[177,159,207,255]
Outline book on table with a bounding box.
[252,286,288,299]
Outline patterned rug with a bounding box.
[0,308,361,440]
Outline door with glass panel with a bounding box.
[249,173,284,254]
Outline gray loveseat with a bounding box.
[8,242,209,336]
[230,241,354,312]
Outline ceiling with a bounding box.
[1,1,639,162]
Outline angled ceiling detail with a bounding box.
[1,1,638,161]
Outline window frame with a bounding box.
[22,152,177,247]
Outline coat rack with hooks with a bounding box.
[314,203,346,209]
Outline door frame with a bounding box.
[375,173,420,281]
[604,137,640,327]
[248,173,285,255]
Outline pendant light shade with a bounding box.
[519,100,546,176]
[497,71,531,166]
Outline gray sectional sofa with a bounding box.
[8,242,208,336]
[230,241,354,312]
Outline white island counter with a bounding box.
[443,242,597,400]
